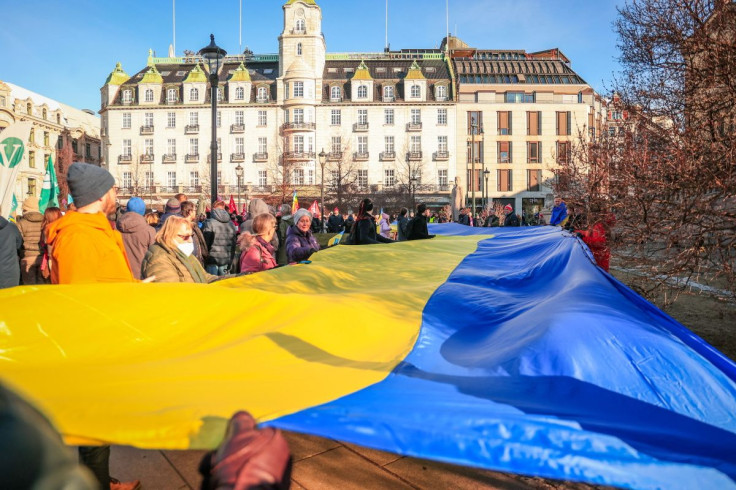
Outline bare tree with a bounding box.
[324,135,358,209]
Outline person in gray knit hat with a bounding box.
[66,162,117,209]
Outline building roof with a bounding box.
[351,60,373,81]
[228,62,251,82]
[286,0,317,4]
[323,58,451,81]
[59,103,101,138]
[183,63,208,83]
[453,51,587,85]
[6,81,63,112]
[404,60,426,80]
[104,62,130,86]
[140,65,163,84]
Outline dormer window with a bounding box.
[383,85,394,101]
[235,86,245,100]
[56,113,61,124]
[330,86,341,101]
[216,88,223,102]
[297,43,302,56]
[42,108,47,120]
[167,88,177,103]
[411,85,421,98]
[357,85,368,99]
[436,84,447,101]
[190,88,199,101]
[257,86,269,102]
[27,102,32,114]
[122,90,132,103]
[145,89,154,102]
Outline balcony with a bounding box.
[282,122,316,131]
[117,187,133,195]
[379,151,395,161]
[163,153,177,163]
[433,151,450,161]
[253,152,268,162]
[185,153,199,163]
[407,151,423,161]
[383,96,395,103]
[353,122,369,132]
[283,151,316,160]
[140,153,154,163]
[327,152,343,161]
[436,96,448,102]
[406,122,423,132]
[231,153,245,162]
[353,151,369,161]
[118,154,132,164]
[330,96,343,103]
[165,97,179,105]
[184,186,202,194]
[207,153,223,163]
[140,125,154,135]
[230,124,245,134]
[256,96,269,104]
[185,125,199,134]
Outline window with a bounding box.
[144,171,154,188]
[293,168,305,185]
[497,111,512,135]
[144,112,154,127]
[498,141,512,163]
[257,110,267,126]
[357,85,368,99]
[235,110,244,125]
[527,169,542,192]
[167,88,177,103]
[235,86,245,100]
[122,172,132,189]
[438,169,448,187]
[410,85,420,98]
[358,169,368,188]
[357,109,368,125]
[410,109,421,125]
[189,171,199,187]
[257,86,269,102]
[358,136,368,154]
[505,92,534,103]
[527,142,541,163]
[122,90,132,103]
[293,81,304,98]
[145,89,154,102]
[293,135,304,153]
[467,111,482,134]
[385,136,394,153]
[42,108,47,119]
[189,112,199,126]
[258,170,268,188]
[497,169,513,192]
[556,111,571,135]
[410,135,421,153]
[217,111,222,128]
[122,139,131,157]
[28,151,35,169]
[384,85,394,100]
[329,170,339,189]
[331,136,341,154]
[167,112,176,128]
[438,108,447,125]
[384,169,395,187]
[297,43,302,56]
[190,88,199,101]
[295,19,305,31]
[384,108,394,125]
[331,86,341,101]
[557,141,571,163]
[167,139,176,155]
[308,168,314,185]
[44,132,49,146]
[293,108,304,124]
[438,136,448,152]
[167,171,177,188]
[27,178,36,196]
[144,139,154,155]
[190,138,199,155]
[436,84,447,100]
[234,137,244,154]
[527,111,541,135]
[122,113,131,129]
[258,137,267,154]
[331,109,341,125]
[611,110,623,120]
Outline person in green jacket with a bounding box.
[141,215,218,283]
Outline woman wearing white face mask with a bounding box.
[141,215,217,283]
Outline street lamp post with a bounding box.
[235,164,244,214]
[470,119,476,215]
[483,168,490,210]
[198,34,227,206]
[410,176,418,210]
[318,149,327,232]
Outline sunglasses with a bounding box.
[177,234,193,241]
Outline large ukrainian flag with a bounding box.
[1,225,735,489]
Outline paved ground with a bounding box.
[107,431,590,489]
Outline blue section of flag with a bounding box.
[269,225,736,489]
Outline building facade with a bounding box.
[102,0,602,215]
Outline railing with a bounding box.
[252,185,274,193]
[165,98,178,105]
[118,154,132,163]
[117,187,133,195]
[327,152,343,160]
[433,151,450,161]
[383,96,395,103]
[436,96,448,102]
[160,186,178,194]
[253,152,268,161]
[230,124,245,133]
[326,52,445,61]
[140,125,154,135]
[330,96,343,102]
[379,151,395,161]
[407,151,423,160]
[140,153,154,163]
[207,153,223,163]
[184,186,201,194]
[283,151,316,160]
[406,122,423,131]
[185,154,199,163]
[185,125,199,134]
[282,122,316,131]
[256,97,269,103]
[231,153,245,162]
[353,151,369,161]
[353,122,369,132]
[163,153,177,163]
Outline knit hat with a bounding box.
[126,197,146,216]
[333,207,339,214]
[293,208,312,225]
[504,204,513,212]
[22,197,39,213]
[417,203,427,215]
[66,162,115,209]
[165,198,181,214]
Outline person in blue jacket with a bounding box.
[549,196,568,226]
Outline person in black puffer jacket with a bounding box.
[349,198,394,245]
[0,215,22,289]
[202,200,237,276]
[406,203,435,241]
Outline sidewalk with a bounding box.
[108,431,596,489]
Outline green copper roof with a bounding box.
[184,63,208,83]
[286,0,316,5]
[352,60,373,81]
[404,60,426,80]
[228,62,251,82]
[104,62,129,86]
[140,65,163,84]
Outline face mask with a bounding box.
[177,242,194,257]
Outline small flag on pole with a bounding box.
[308,200,319,217]
[291,189,299,214]
[39,154,60,212]
[228,195,237,213]
[8,193,18,221]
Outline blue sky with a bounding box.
[1,0,624,112]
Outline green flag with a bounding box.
[39,154,59,212]
[8,193,18,221]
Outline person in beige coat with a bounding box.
[141,216,217,283]
[16,197,46,284]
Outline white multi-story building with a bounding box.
[101,0,602,216]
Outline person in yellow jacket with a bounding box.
[45,162,142,490]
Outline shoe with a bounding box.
[110,477,141,490]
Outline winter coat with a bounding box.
[504,213,520,227]
[327,213,344,233]
[577,222,610,272]
[16,211,44,258]
[156,211,181,231]
[550,202,568,226]
[0,217,22,289]
[485,215,500,227]
[351,215,394,245]
[311,216,322,234]
[141,242,215,283]
[397,216,409,241]
[285,224,320,263]
[117,212,156,280]
[202,208,237,267]
[239,199,279,250]
[276,215,294,266]
[192,224,208,265]
[379,214,392,238]
[47,211,134,284]
[458,214,471,226]
[239,236,278,273]
[407,215,435,241]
